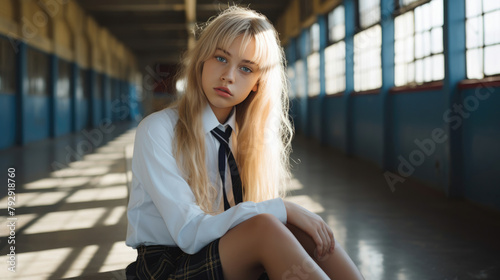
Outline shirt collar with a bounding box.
[202,104,236,135]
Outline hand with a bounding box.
[284,200,335,259]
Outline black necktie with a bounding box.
[210,126,243,211]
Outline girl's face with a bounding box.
[201,35,260,123]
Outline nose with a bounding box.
[220,66,235,83]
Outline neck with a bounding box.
[210,105,233,124]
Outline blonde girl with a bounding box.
[126,6,364,280]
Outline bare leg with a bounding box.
[219,214,329,280]
[286,223,365,280]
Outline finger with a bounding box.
[321,226,330,256]
[313,232,323,258]
[328,227,335,252]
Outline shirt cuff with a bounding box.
[255,197,287,224]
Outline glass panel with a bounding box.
[27,48,48,96]
[295,60,305,97]
[405,36,414,62]
[407,62,415,83]
[484,44,500,75]
[466,0,483,17]
[422,31,431,57]
[329,5,345,42]
[421,3,431,31]
[57,60,71,98]
[431,27,443,53]
[484,10,500,45]
[359,0,381,28]
[483,0,500,13]
[307,52,320,96]
[424,56,432,82]
[0,38,16,94]
[431,0,444,27]
[310,23,320,53]
[415,59,423,83]
[466,17,484,48]
[354,25,381,91]
[466,48,484,79]
[287,66,296,98]
[432,54,445,81]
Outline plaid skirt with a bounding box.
[126,239,269,280]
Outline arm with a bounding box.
[129,114,287,254]
[284,200,335,259]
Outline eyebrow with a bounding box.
[216,48,257,65]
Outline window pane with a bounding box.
[310,23,320,52]
[432,54,445,81]
[424,56,432,82]
[329,5,345,42]
[431,0,444,27]
[295,60,305,97]
[466,0,483,17]
[27,48,48,96]
[359,0,381,28]
[354,25,381,91]
[57,60,71,98]
[287,66,296,98]
[483,0,500,13]
[484,44,500,76]
[466,17,484,48]
[431,27,443,53]
[325,41,346,94]
[307,52,320,96]
[466,48,484,79]
[484,10,500,45]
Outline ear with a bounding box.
[252,82,259,92]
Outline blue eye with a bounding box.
[216,56,226,63]
[241,66,252,73]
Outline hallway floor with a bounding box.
[1,122,499,280]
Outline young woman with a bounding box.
[126,6,364,280]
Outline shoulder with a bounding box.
[136,107,179,141]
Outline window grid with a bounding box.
[308,24,321,97]
[295,60,305,98]
[354,25,382,92]
[466,0,500,79]
[325,5,346,95]
[0,38,16,94]
[394,0,444,87]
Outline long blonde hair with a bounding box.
[173,6,293,213]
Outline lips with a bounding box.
[214,87,232,96]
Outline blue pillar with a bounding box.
[88,69,97,127]
[17,41,28,145]
[49,54,58,138]
[70,62,79,132]
[344,0,355,155]
[443,0,466,197]
[381,0,395,170]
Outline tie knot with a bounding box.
[211,126,232,147]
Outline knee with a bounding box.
[247,214,289,239]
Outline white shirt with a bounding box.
[126,105,287,254]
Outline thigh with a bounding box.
[218,214,284,280]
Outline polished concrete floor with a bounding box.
[1,121,499,279]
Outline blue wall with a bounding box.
[288,0,500,211]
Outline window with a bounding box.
[0,37,16,94]
[27,48,49,96]
[354,25,382,91]
[325,5,346,95]
[466,0,500,79]
[57,60,71,98]
[394,0,444,86]
[358,0,381,29]
[307,23,321,97]
[78,69,89,99]
[295,60,305,98]
[287,66,296,98]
